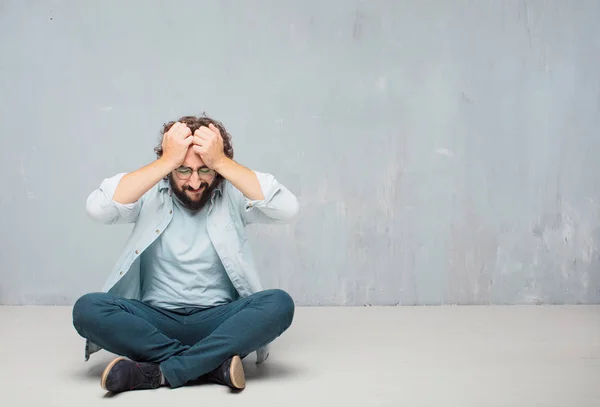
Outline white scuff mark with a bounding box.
[99,106,113,112]
[581,272,589,289]
[311,115,320,119]
[523,294,543,305]
[435,148,454,157]
[274,119,284,133]
[533,201,598,285]
[27,192,36,199]
[375,76,387,91]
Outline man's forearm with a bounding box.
[113,158,175,204]
[214,158,265,201]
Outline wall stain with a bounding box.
[448,197,498,305]
[352,10,367,41]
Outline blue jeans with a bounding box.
[72,289,294,388]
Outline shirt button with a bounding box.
[156,229,160,233]
[135,250,139,254]
[119,271,124,276]
[169,210,173,214]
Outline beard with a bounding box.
[169,174,220,211]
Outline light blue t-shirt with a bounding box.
[140,195,238,310]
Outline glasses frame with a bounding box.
[174,166,216,180]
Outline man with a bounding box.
[73,114,299,393]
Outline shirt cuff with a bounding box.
[100,172,138,213]
[243,171,281,211]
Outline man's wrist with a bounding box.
[213,157,234,174]
[157,156,178,172]
[157,157,179,175]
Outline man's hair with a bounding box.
[154,113,234,159]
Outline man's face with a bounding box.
[169,148,218,211]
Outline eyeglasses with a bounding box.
[174,166,216,180]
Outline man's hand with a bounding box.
[161,122,194,169]
[193,123,264,201]
[192,123,227,170]
[112,122,192,204]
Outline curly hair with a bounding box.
[154,113,234,159]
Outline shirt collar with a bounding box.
[158,177,170,192]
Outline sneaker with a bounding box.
[101,357,163,393]
[206,355,246,390]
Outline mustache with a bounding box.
[185,182,209,191]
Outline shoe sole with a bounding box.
[229,355,246,389]
[101,356,126,391]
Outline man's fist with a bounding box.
[161,122,193,168]
[192,123,227,170]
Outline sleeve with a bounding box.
[85,173,144,224]
[227,171,300,225]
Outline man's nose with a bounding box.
[188,172,201,189]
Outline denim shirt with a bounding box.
[83,170,300,364]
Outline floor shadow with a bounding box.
[85,360,111,378]
[66,353,115,382]
[71,353,305,388]
[184,360,306,390]
[243,360,306,381]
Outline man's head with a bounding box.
[155,114,234,211]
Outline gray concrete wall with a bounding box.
[1,0,599,305]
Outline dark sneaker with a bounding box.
[101,357,163,393]
[206,355,246,390]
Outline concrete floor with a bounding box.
[1,305,599,407]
